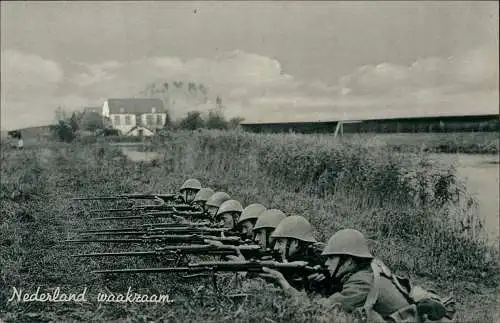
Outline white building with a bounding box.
[101,98,167,136]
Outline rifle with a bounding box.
[72,193,178,202]
[86,204,198,215]
[76,221,214,234]
[78,227,230,236]
[65,234,244,245]
[93,260,321,275]
[91,211,179,221]
[73,244,277,259]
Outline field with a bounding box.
[1,129,499,322]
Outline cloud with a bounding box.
[1,45,498,129]
[1,49,67,129]
[339,45,498,97]
[1,49,63,101]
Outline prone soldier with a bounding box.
[178,178,202,204]
[234,203,267,240]
[191,188,216,212]
[214,199,244,235]
[258,215,337,296]
[205,192,231,219]
[261,228,456,322]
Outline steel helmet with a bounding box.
[205,192,231,208]
[271,215,317,243]
[237,204,267,225]
[253,209,287,230]
[321,229,373,259]
[193,188,215,203]
[216,200,243,216]
[180,178,202,191]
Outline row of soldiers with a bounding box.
[78,178,456,322]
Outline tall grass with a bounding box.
[0,131,498,322]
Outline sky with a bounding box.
[1,1,498,130]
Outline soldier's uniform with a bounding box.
[321,229,455,322]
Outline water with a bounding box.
[118,144,160,162]
[431,153,499,244]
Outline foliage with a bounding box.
[0,132,498,322]
[80,111,105,132]
[50,120,76,142]
[229,117,245,129]
[178,111,205,130]
[206,109,229,130]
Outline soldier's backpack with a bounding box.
[353,259,456,323]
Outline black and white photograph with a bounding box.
[1,1,499,322]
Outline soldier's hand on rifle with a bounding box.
[307,265,326,282]
[226,254,245,262]
[287,261,308,267]
[259,267,285,283]
[204,239,225,248]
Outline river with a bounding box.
[431,153,499,245]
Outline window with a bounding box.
[151,107,156,113]
[156,115,163,125]
[146,114,154,126]
[119,107,125,113]
[125,115,132,125]
[114,115,121,125]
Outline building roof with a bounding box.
[106,98,165,114]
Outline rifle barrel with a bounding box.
[92,261,320,275]
[73,251,156,257]
[65,239,144,243]
[92,267,207,274]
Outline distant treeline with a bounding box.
[48,108,244,142]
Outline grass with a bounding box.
[0,130,498,322]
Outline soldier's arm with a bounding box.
[326,274,372,313]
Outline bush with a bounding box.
[179,111,205,130]
[50,120,76,142]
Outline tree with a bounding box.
[54,106,69,122]
[80,112,105,132]
[206,109,228,130]
[69,112,80,132]
[229,116,245,129]
[163,110,173,129]
[51,120,75,142]
[179,111,205,130]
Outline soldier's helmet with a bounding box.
[180,178,202,192]
[205,192,231,208]
[321,229,373,259]
[271,215,317,243]
[253,209,287,230]
[216,199,243,216]
[193,188,215,203]
[237,204,266,226]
